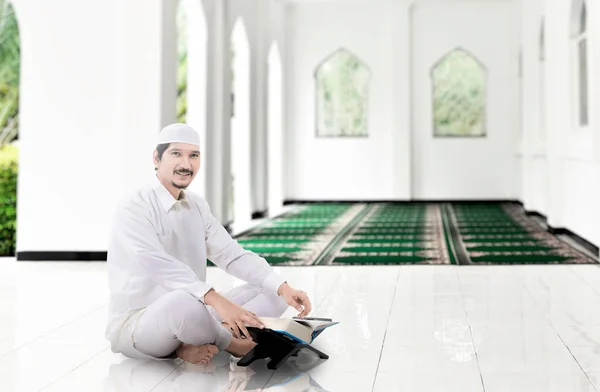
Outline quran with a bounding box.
[253,316,339,344]
[239,316,338,369]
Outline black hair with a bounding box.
[155,143,170,171]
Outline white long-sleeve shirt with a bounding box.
[105,174,286,342]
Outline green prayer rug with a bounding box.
[232,203,363,265]
[223,202,597,266]
[318,203,454,265]
[446,203,596,264]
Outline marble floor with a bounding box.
[1,259,600,391]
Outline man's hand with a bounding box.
[203,289,265,339]
[278,283,312,317]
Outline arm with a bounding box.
[114,204,214,302]
[195,197,286,295]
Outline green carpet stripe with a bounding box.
[261,256,302,264]
[470,255,575,263]
[237,239,312,245]
[333,256,433,264]
[239,246,304,253]
[355,229,433,234]
[466,245,556,252]
[461,237,538,243]
[348,238,430,244]
[341,246,426,252]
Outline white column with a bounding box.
[251,0,269,215]
[204,0,230,223]
[16,0,124,253]
[544,0,571,229]
[160,0,178,129]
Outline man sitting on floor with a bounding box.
[105,123,312,365]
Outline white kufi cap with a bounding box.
[157,123,200,147]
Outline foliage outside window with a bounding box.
[176,0,188,123]
[0,0,19,147]
[431,49,487,137]
[0,144,17,256]
[315,49,370,137]
[539,18,545,62]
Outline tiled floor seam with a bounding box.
[370,269,401,392]
[456,270,486,392]
[523,284,599,391]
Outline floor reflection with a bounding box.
[104,349,330,392]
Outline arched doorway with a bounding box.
[267,42,283,216]
[176,0,207,196]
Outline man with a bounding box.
[105,123,312,365]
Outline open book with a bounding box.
[252,317,339,345]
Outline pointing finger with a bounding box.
[302,295,312,315]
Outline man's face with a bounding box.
[154,143,200,190]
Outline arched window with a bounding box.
[176,0,188,123]
[230,18,251,224]
[315,49,370,137]
[571,0,588,126]
[174,0,207,196]
[539,18,546,142]
[268,42,284,215]
[431,48,487,137]
[539,18,545,62]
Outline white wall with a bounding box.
[410,1,521,200]
[285,0,520,201]
[520,0,600,247]
[14,0,280,254]
[285,0,404,200]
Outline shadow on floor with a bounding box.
[104,349,330,391]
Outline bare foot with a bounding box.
[176,343,219,365]
[225,336,257,358]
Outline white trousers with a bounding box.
[130,283,288,359]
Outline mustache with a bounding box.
[174,169,193,175]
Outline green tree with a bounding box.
[0,0,19,146]
[0,143,17,256]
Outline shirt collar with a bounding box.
[152,174,187,212]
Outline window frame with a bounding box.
[429,47,488,138]
[570,0,589,128]
[314,47,371,138]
